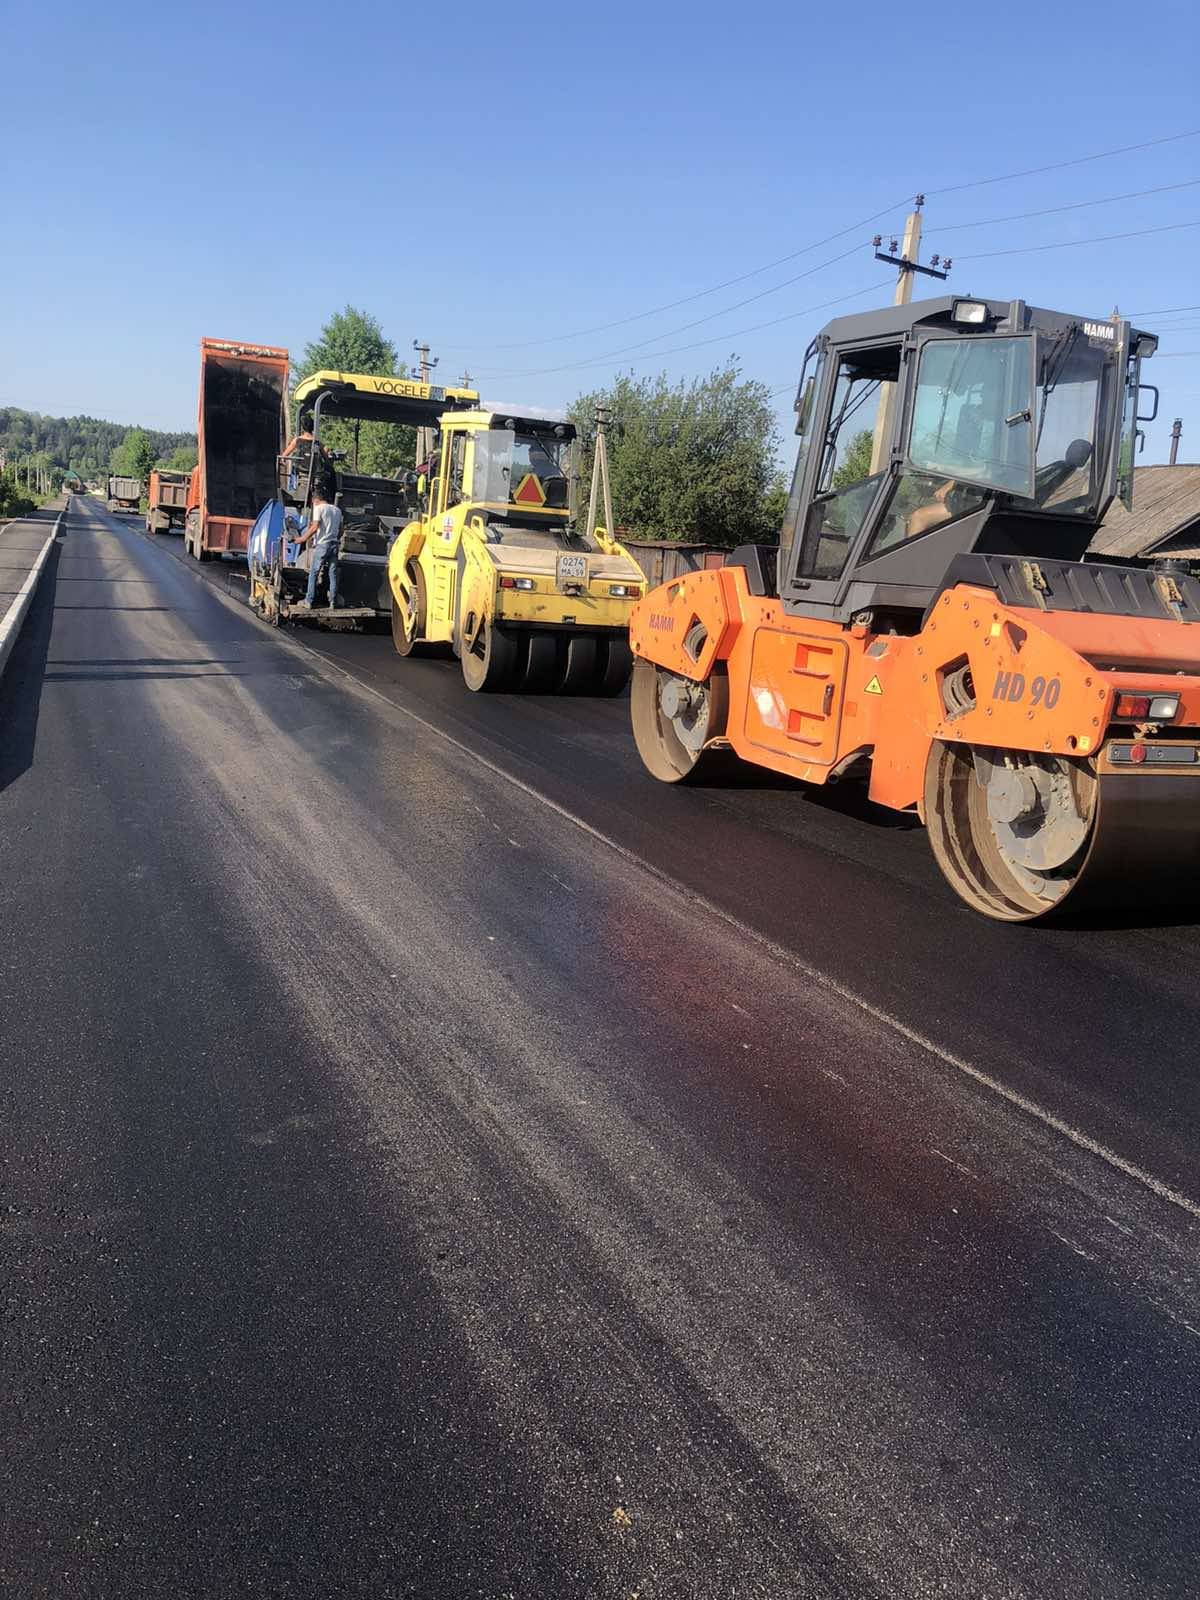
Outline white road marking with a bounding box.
[1048,1229,1099,1264]
[161,527,1200,1229]
[930,1147,980,1181]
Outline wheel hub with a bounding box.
[658,674,709,754]
[986,767,1043,826]
[980,754,1090,872]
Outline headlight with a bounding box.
[950,299,989,326]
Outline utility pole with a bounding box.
[585,405,615,540]
[459,369,472,390]
[869,196,951,473]
[413,339,440,465]
[1169,417,1183,466]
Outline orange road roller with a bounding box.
[629,294,1199,921]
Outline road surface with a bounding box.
[3,497,1199,1597]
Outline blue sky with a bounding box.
[3,0,1198,465]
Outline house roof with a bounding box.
[1089,464,1200,559]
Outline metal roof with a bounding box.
[1089,464,1200,558]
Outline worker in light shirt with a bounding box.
[293,487,344,609]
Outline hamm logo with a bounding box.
[648,613,676,632]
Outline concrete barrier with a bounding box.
[0,508,63,684]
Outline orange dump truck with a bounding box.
[146,468,191,534]
[184,338,289,562]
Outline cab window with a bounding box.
[863,472,987,560]
[446,434,467,507]
[797,345,900,580]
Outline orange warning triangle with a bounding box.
[513,471,546,506]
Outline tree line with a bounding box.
[0,407,197,480]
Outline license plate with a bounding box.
[556,553,588,589]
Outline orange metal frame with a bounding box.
[629,567,1200,814]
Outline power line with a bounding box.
[474,243,865,380]
[460,201,910,353]
[1130,304,1200,316]
[926,127,1200,197]
[446,126,1200,355]
[925,177,1200,234]
[482,282,892,383]
[956,218,1200,259]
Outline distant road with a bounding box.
[3,498,1199,1597]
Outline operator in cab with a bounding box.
[293,486,344,610]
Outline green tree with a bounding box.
[109,427,157,481]
[830,429,875,490]
[570,364,785,548]
[298,306,398,380]
[160,444,198,472]
[296,306,414,475]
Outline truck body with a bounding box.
[184,338,288,561]
[145,468,191,534]
[106,475,142,513]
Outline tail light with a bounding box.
[1114,691,1180,721]
[610,583,640,598]
[499,576,536,591]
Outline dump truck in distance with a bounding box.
[106,475,142,514]
[184,338,288,561]
[146,468,191,534]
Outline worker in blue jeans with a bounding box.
[295,488,344,609]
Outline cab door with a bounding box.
[780,339,903,615]
[425,430,469,631]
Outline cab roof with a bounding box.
[820,294,1152,350]
[443,407,576,435]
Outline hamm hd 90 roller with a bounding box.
[628,294,1193,922]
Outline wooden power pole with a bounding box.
[412,339,439,465]
[869,196,951,474]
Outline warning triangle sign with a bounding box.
[864,675,883,695]
[513,471,546,507]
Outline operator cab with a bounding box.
[751,296,1159,630]
[434,410,593,549]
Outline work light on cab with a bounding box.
[950,299,990,325]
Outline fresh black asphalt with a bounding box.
[3,499,1199,1597]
